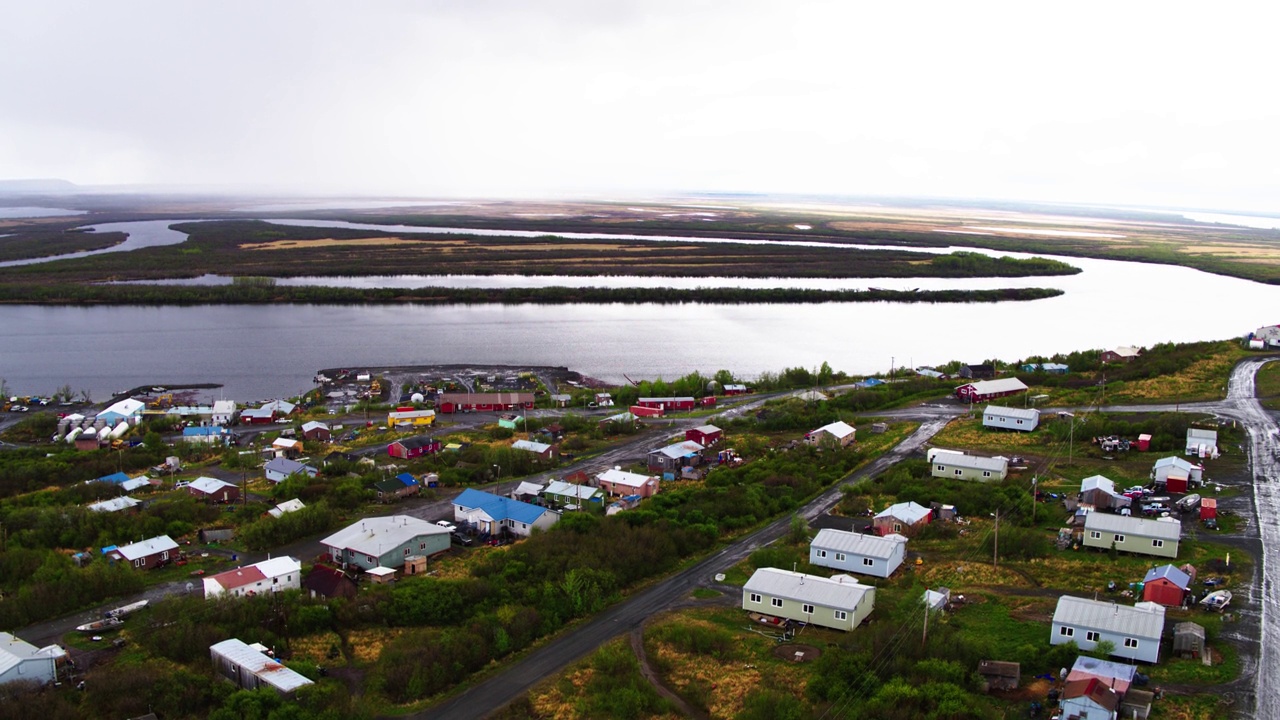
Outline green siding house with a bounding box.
[742,568,875,631]
[320,515,451,571]
[1082,512,1180,559]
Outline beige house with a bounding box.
[742,568,875,631]
[1082,512,1180,559]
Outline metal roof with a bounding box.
[1080,475,1117,494]
[1070,656,1137,684]
[210,639,314,693]
[744,567,871,609]
[982,405,1040,422]
[811,528,906,560]
[690,424,722,435]
[933,452,1008,473]
[544,481,600,500]
[301,421,330,433]
[957,378,1028,395]
[88,496,140,513]
[101,398,145,418]
[115,534,178,561]
[189,477,236,494]
[875,501,932,525]
[810,421,856,440]
[0,632,50,679]
[597,468,655,488]
[268,499,306,517]
[1153,456,1197,472]
[1053,596,1166,639]
[652,440,705,459]
[454,488,548,524]
[512,439,551,454]
[1187,428,1217,441]
[321,516,448,556]
[264,457,311,475]
[1142,564,1191,589]
[1084,512,1182,541]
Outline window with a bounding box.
[862,557,874,567]
[133,559,142,568]
[1086,631,1099,642]
[1152,539,1164,548]
[936,465,945,472]
[1016,419,1023,425]
[834,610,848,621]
[1089,531,1101,540]
[982,471,992,478]
[749,593,761,604]
[1059,626,1074,637]
[404,548,411,556]
[835,553,846,561]
[1113,534,1125,543]
[771,597,783,608]
[893,523,903,532]
[1124,638,1139,649]
[420,543,426,550]
[817,550,827,558]
[366,555,375,563]
[802,603,815,614]
[954,469,963,476]
[521,523,527,529]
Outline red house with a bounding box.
[630,405,664,418]
[685,424,723,446]
[636,397,697,412]
[187,477,241,504]
[1142,565,1191,607]
[388,436,442,459]
[723,384,749,396]
[954,378,1028,403]
[1200,498,1217,520]
[436,392,534,413]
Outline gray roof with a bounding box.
[1152,456,1197,473]
[1084,512,1182,541]
[116,534,178,561]
[512,439,551,454]
[1187,428,1217,441]
[811,528,906,560]
[1053,596,1166,639]
[651,440,705,459]
[744,567,871,609]
[1080,475,1117,494]
[933,453,1008,473]
[983,405,1040,422]
[1174,621,1205,638]
[265,457,311,475]
[958,378,1027,395]
[0,632,47,677]
[1143,564,1191,589]
[88,496,141,513]
[544,480,600,500]
[210,639,314,693]
[875,501,932,524]
[320,515,448,556]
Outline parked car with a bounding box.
[435,520,457,533]
[451,533,472,546]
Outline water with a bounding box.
[0,207,86,219]
[0,219,203,268]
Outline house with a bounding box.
[1051,596,1166,664]
[543,480,603,509]
[629,404,665,418]
[183,426,232,445]
[685,424,723,446]
[954,378,1027,404]
[976,660,1019,692]
[210,639,314,696]
[387,436,442,459]
[510,481,545,503]
[301,421,331,442]
[321,516,451,570]
[873,502,931,536]
[212,399,236,426]
[187,477,241,504]
[87,496,141,513]
[635,397,697,412]
[958,363,996,380]
[1174,621,1206,658]
[239,408,275,425]
[497,414,525,430]
[1061,678,1121,720]
[594,392,614,406]
[110,535,179,569]
[982,405,1040,432]
[271,437,301,458]
[929,451,1008,482]
[267,498,305,518]
[723,384,749,395]
[512,439,555,461]
[264,457,318,483]
[809,529,907,578]
[1067,656,1139,695]
[1078,475,1130,512]
[1150,456,1203,493]
[597,468,661,498]
[452,488,558,538]
[387,409,435,427]
[260,399,297,417]
[99,398,145,425]
[436,392,535,413]
[203,557,302,599]
[1254,324,1280,348]
[1186,428,1219,459]
[805,421,857,448]
[302,564,357,600]
[1083,512,1181,559]
[647,440,705,474]
[0,632,57,688]
[1102,346,1142,363]
[1021,363,1069,374]
[742,568,875,631]
[374,477,419,502]
[1142,564,1192,607]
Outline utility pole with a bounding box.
[992,509,999,569]
[1031,477,1037,524]
[922,599,929,647]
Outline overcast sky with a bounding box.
[2,1,1276,211]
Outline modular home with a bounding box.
[264,457,318,483]
[1051,596,1165,664]
[809,529,907,578]
[982,405,1040,432]
[597,468,660,498]
[742,567,875,631]
[110,534,179,570]
[805,421,857,447]
[954,378,1027,404]
[187,476,241,504]
[320,516,451,570]
[543,480,602,509]
[1186,428,1219,459]
[647,440,705,473]
[388,436,442,459]
[203,557,302,599]
[0,632,57,688]
[512,439,555,461]
[1083,512,1181,559]
[1150,456,1203,493]
[387,409,436,427]
[930,452,1009,482]
[872,501,931,536]
[453,488,558,538]
[210,639,313,696]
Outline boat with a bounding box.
[104,599,148,618]
[1201,590,1232,612]
[76,617,124,633]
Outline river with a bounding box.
[2,218,1280,400]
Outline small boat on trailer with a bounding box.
[76,616,124,633]
[1201,589,1232,612]
[105,599,148,618]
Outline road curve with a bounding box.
[415,417,953,720]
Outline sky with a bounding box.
[2,1,1278,212]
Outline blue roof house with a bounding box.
[452,488,558,538]
[395,472,419,488]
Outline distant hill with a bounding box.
[0,179,78,194]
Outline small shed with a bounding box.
[1200,497,1218,520]
[977,660,1020,692]
[403,555,428,576]
[366,566,397,584]
[1142,564,1191,607]
[1174,621,1206,658]
[1136,433,1151,452]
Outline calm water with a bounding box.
[0,207,86,219]
[3,218,1280,399]
[0,219,201,268]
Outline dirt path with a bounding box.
[628,627,709,720]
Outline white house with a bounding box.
[321,516,451,570]
[930,451,1008,482]
[742,568,875,631]
[212,400,236,426]
[267,499,306,518]
[98,398,145,425]
[982,405,1040,432]
[1185,428,1219,459]
[452,488,559,538]
[1150,456,1203,488]
[805,421,857,447]
[264,457,318,483]
[204,557,302,599]
[1051,596,1166,664]
[809,529,907,578]
[1061,678,1121,720]
[210,639,314,696]
[87,496,141,513]
[0,632,57,688]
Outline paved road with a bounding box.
[417,417,952,720]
